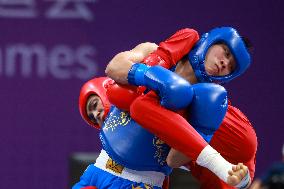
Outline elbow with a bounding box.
[105,57,117,78]
[105,65,120,83]
[105,64,110,76]
[105,52,125,75]
[105,52,130,84]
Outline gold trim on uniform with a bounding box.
[106,158,124,174]
[131,184,154,189]
[104,111,132,132]
[120,112,131,126]
[153,136,168,166]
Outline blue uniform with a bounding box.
[73,106,172,189]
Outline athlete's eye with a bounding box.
[224,47,230,58]
[92,101,98,109]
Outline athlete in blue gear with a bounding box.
[105,26,256,189]
[73,27,254,189]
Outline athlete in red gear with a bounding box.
[78,77,250,189]
[130,92,256,189]
[105,27,257,189]
[76,77,170,189]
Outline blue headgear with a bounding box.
[188,27,251,84]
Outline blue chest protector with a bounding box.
[100,106,172,175]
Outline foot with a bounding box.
[227,163,249,187]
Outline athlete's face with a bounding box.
[204,43,236,76]
[86,95,105,126]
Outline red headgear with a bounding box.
[79,77,113,129]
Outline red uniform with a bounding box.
[130,92,257,189]
[188,104,257,189]
[106,28,257,188]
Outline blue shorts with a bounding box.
[72,164,162,189]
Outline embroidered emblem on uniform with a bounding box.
[153,136,169,166]
[131,184,153,189]
[154,138,165,145]
[132,185,142,189]
[144,184,154,189]
[103,111,132,132]
[120,112,131,126]
[132,185,143,189]
[106,158,124,174]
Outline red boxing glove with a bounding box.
[106,82,143,111]
[142,28,199,69]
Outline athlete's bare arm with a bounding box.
[105,42,158,85]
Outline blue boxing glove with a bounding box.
[188,83,228,142]
[128,63,193,110]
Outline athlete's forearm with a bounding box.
[105,42,158,85]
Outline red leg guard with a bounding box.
[130,92,207,160]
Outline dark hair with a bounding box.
[216,37,253,55]
[181,36,253,61]
[242,36,254,54]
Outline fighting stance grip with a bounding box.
[128,64,193,110]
